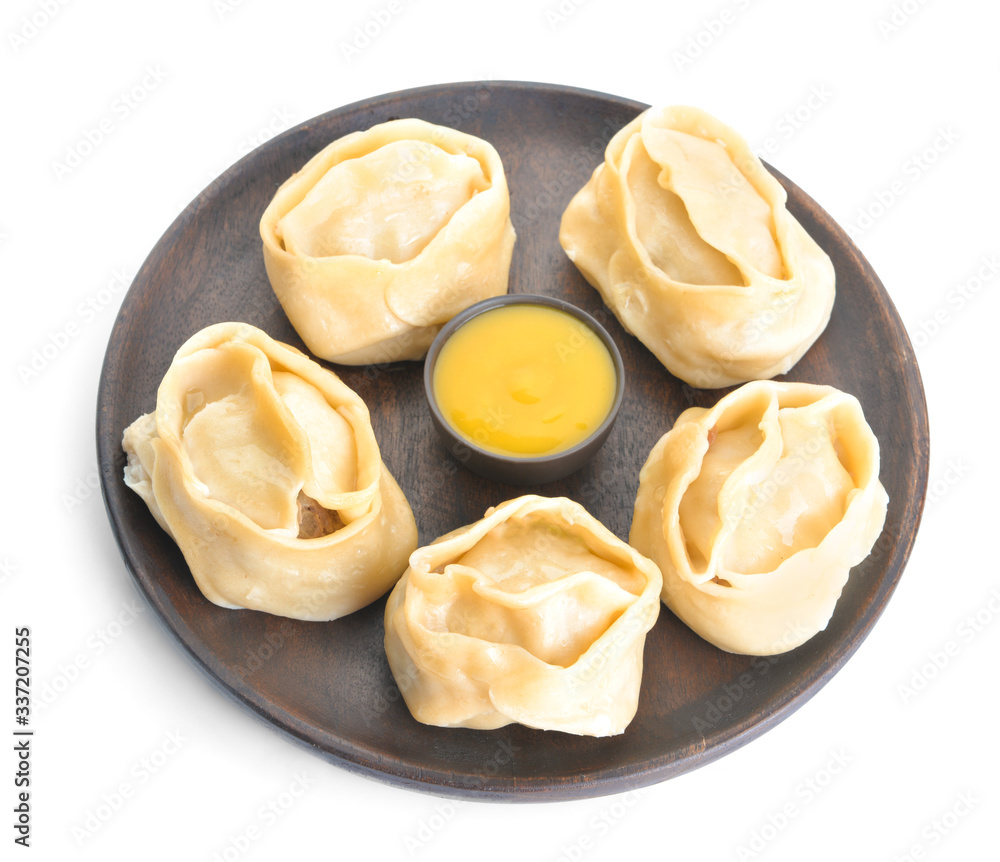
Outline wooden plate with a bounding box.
[96,81,929,800]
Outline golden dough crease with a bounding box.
[260,118,516,365]
[122,322,418,621]
[630,381,888,655]
[384,495,662,737]
[559,106,835,388]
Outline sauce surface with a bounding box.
[433,304,617,457]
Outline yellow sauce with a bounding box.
[433,304,617,457]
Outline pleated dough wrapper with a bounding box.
[384,496,662,736]
[260,118,516,365]
[122,322,418,621]
[630,381,887,655]
[559,106,835,388]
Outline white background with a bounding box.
[3,0,997,859]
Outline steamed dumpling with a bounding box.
[559,106,835,388]
[384,495,662,736]
[260,119,516,365]
[630,381,888,655]
[122,322,418,621]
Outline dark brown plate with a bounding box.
[96,81,928,800]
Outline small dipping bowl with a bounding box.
[424,294,625,484]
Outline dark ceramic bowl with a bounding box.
[423,294,625,484]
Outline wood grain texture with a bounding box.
[96,81,929,800]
